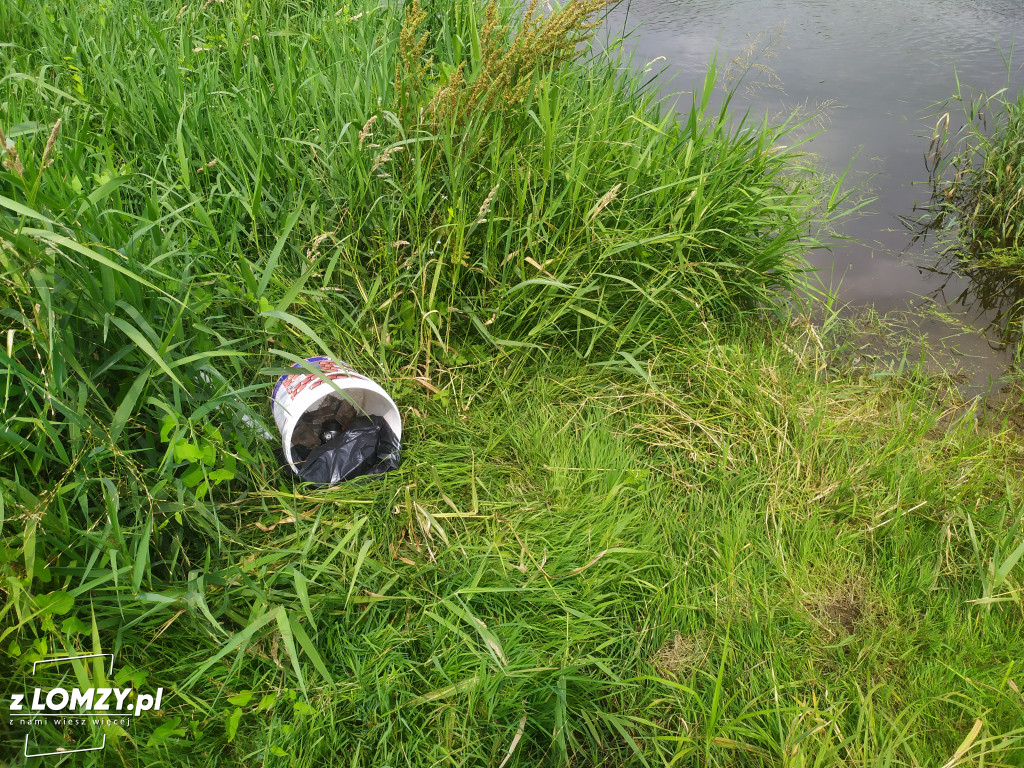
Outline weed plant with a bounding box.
[1,0,1023,765]
[926,79,1024,273]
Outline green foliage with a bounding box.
[0,0,1022,765]
[927,82,1024,272]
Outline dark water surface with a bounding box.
[600,0,1024,392]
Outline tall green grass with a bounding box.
[926,77,1024,273]
[0,0,828,362]
[2,0,1023,765]
[0,0,827,674]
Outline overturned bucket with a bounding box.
[271,357,402,480]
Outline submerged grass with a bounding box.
[1,0,1023,765]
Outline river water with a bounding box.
[600,0,1024,395]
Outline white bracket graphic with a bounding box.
[22,653,116,758]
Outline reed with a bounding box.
[928,81,1024,272]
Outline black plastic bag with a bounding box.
[279,414,401,486]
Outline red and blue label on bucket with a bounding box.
[271,356,359,403]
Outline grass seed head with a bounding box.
[0,127,25,179]
[588,183,622,222]
[476,184,499,224]
[418,0,616,126]
[371,145,405,175]
[41,119,61,171]
[358,115,378,148]
[393,0,433,122]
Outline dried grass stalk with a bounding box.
[398,0,616,127]
[588,183,622,222]
[358,115,378,148]
[0,127,25,179]
[475,184,499,224]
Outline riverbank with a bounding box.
[2,0,1023,765]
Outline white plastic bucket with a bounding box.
[271,356,401,474]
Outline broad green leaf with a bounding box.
[174,442,202,463]
[180,463,205,488]
[35,591,74,615]
[225,708,242,743]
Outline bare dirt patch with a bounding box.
[799,576,881,639]
[650,631,711,678]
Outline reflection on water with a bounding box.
[918,260,1024,349]
[902,209,1024,353]
[599,0,1024,390]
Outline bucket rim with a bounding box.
[271,356,360,402]
[272,356,402,470]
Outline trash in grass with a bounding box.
[271,357,402,485]
[290,396,358,455]
[288,414,400,485]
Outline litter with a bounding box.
[271,357,401,485]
